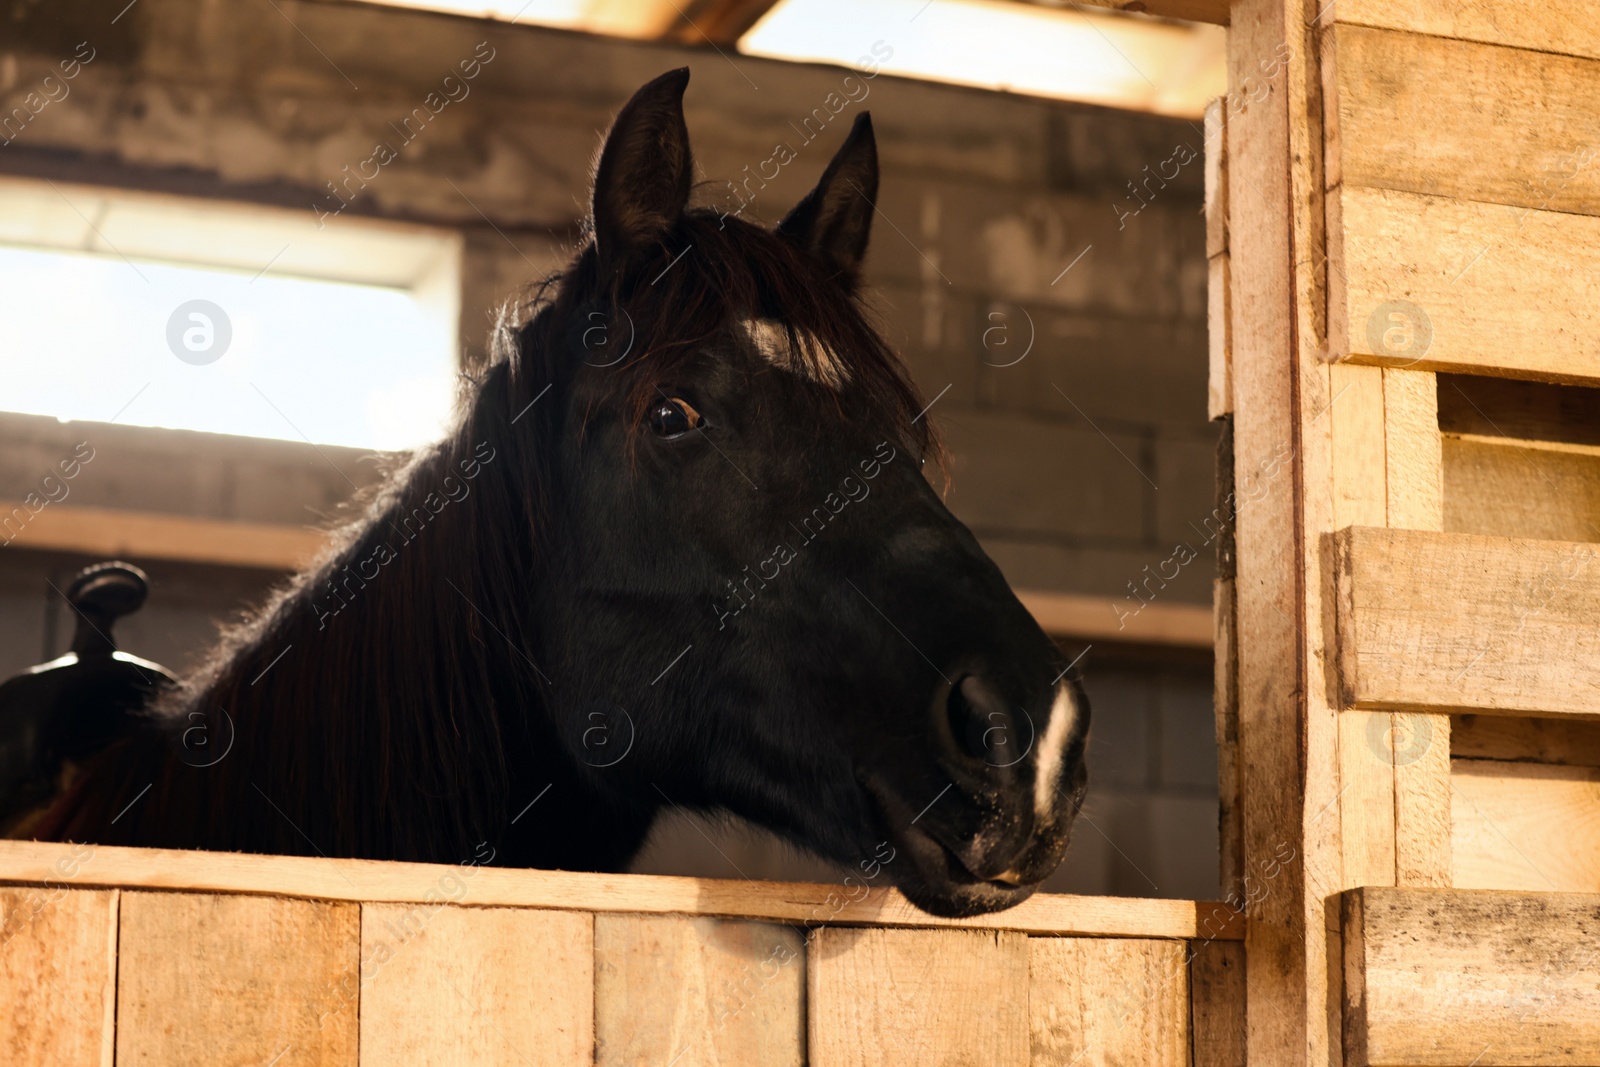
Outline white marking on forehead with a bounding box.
[1033,685,1080,821]
[740,318,850,388]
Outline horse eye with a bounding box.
[648,397,702,439]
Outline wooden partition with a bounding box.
[0,840,1245,1066]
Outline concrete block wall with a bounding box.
[0,0,1220,897]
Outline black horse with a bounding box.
[8,69,1088,918]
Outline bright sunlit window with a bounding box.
[741,0,1227,118]
[0,180,461,451]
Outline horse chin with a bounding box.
[888,822,1042,919]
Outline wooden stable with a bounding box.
[6,0,1600,1063]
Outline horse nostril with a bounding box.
[945,675,1001,763]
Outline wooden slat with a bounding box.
[1442,437,1600,544]
[1073,0,1228,25]
[1204,97,1228,259]
[1325,25,1600,215]
[1189,939,1245,1067]
[116,890,358,1066]
[1016,589,1214,648]
[1343,885,1600,1066]
[1208,253,1232,419]
[1333,527,1600,719]
[0,886,116,1066]
[808,927,1027,1067]
[1451,759,1600,893]
[4,502,323,569]
[361,904,592,1066]
[1452,714,1600,766]
[1029,937,1189,1066]
[595,914,801,1067]
[1437,374,1600,450]
[1328,185,1600,386]
[1331,0,1600,60]
[0,840,1244,939]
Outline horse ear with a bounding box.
[591,67,693,261]
[777,112,878,281]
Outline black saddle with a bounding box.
[0,561,177,829]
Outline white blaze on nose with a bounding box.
[741,318,850,388]
[1032,684,1080,821]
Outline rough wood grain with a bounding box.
[1327,25,1600,215]
[0,840,1243,939]
[1331,0,1600,60]
[1209,252,1232,419]
[1451,759,1600,893]
[1339,711,1396,888]
[1205,97,1228,259]
[1343,885,1600,1065]
[0,886,116,1067]
[808,927,1027,1067]
[360,904,592,1066]
[1190,938,1245,1067]
[1028,937,1189,1066]
[1333,526,1600,718]
[595,914,801,1067]
[1452,714,1600,766]
[1442,436,1600,544]
[1328,185,1600,386]
[116,890,358,1067]
[1392,711,1451,887]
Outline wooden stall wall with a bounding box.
[0,841,1245,1067]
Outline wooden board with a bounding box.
[0,840,1244,939]
[4,502,323,570]
[1205,97,1228,259]
[808,927,1027,1067]
[0,886,117,1067]
[1452,714,1600,766]
[1332,526,1600,718]
[116,890,358,1066]
[1327,186,1600,386]
[1451,759,1600,893]
[360,904,592,1066]
[1016,589,1214,648]
[1331,0,1600,60]
[1343,885,1600,1065]
[1029,937,1189,1066]
[1438,374,1600,449]
[1075,0,1228,25]
[595,914,801,1067]
[1442,437,1600,544]
[1190,938,1245,1067]
[1208,252,1232,419]
[1325,25,1600,215]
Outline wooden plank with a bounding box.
[595,914,801,1067]
[4,501,322,570]
[1451,759,1600,893]
[1381,370,1441,531]
[0,840,1245,939]
[1327,25,1600,215]
[1437,374,1600,450]
[1452,714,1600,766]
[1208,252,1232,419]
[1343,885,1600,1066]
[0,886,116,1067]
[116,890,358,1066]
[361,904,592,1066]
[808,927,1027,1067]
[1442,436,1600,544]
[1074,0,1228,25]
[1204,97,1227,258]
[1017,589,1214,648]
[1331,0,1600,60]
[1029,937,1189,1066]
[1328,185,1600,386]
[1333,527,1600,719]
[1338,711,1396,888]
[1190,938,1245,1067]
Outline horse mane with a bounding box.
[48,206,942,863]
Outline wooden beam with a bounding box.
[1016,589,1213,648]
[664,0,782,45]
[1330,0,1600,59]
[3,502,324,571]
[1333,527,1600,719]
[0,840,1244,940]
[1030,937,1191,1066]
[1343,885,1600,1066]
[1072,0,1229,25]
